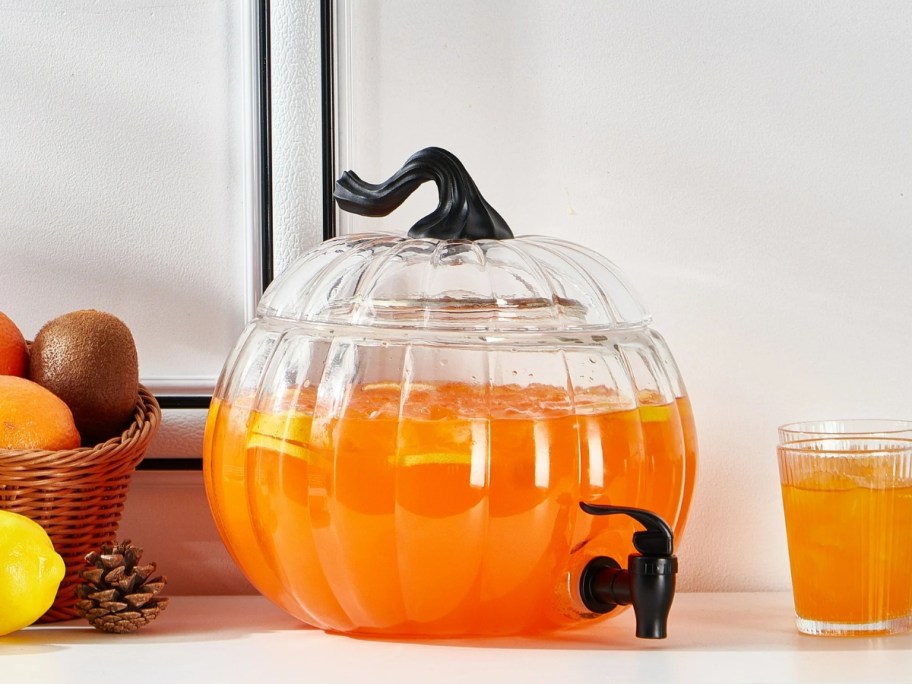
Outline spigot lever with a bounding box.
[578,503,678,639]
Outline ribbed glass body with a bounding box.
[203,234,697,635]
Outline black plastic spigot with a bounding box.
[578,503,678,639]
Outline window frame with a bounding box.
[143,0,337,469]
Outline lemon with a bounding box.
[248,410,316,462]
[0,510,65,636]
[250,411,312,443]
[397,452,473,467]
[638,404,671,423]
[247,433,314,462]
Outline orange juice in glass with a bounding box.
[778,432,912,636]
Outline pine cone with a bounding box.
[74,540,168,633]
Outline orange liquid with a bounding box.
[674,396,698,536]
[782,476,912,625]
[634,394,697,538]
[204,382,695,635]
[202,397,316,623]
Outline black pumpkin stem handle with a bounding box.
[334,147,514,241]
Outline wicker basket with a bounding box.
[0,385,160,622]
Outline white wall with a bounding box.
[3,1,911,596]
[0,0,254,393]
[337,1,912,592]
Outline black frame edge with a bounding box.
[138,458,204,471]
[321,0,337,240]
[259,0,275,290]
[155,396,213,410]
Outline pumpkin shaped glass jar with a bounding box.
[203,149,696,637]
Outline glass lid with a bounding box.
[257,232,651,332]
[257,148,652,333]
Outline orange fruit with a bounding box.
[0,312,28,377]
[0,376,80,450]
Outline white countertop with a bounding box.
[6,593,911,683]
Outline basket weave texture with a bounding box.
[0,385,160,622]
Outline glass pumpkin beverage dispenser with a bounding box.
[203,148,697,639]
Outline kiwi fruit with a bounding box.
[30,309,139,447]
